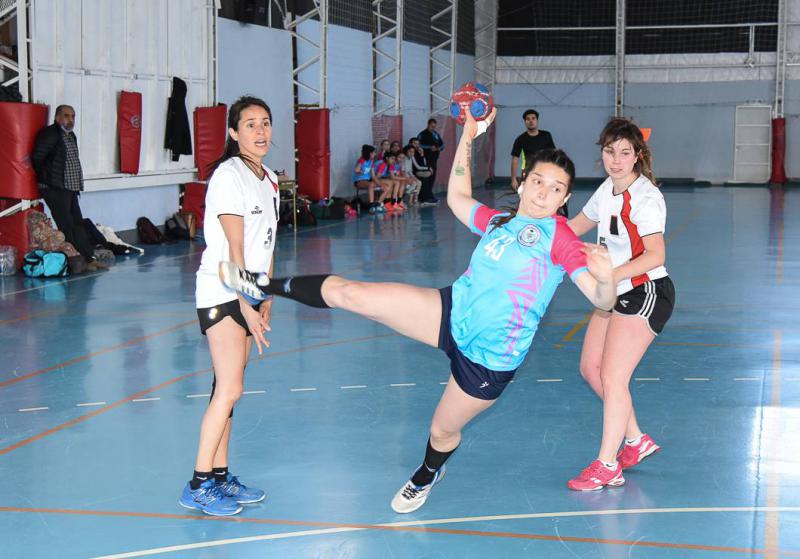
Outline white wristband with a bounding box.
[476,120,488,137]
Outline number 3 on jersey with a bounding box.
[483,233,514,261]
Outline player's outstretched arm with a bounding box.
[447,107,496,228]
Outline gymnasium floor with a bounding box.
[1,184,798,558]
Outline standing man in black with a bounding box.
[31,104,102,269]
[510,109,555,190]
[417,118,445,204]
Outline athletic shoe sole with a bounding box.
[232,493,267,504]
[218,261,268,301]
[178,499,243,516]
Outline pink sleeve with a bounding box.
[469,203,505,236]
[550,220,588,279]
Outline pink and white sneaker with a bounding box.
[617,434,661,469]
[567,460,625,491]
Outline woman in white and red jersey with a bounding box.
[566,117,675,491]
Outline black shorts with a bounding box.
[437,286,515,400]
[614,276,675,335]
[197,298,251,336]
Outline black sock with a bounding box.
[263,275,332,308]
[190,470,212,490]
[410,438,457,487]
[213,466,229,483]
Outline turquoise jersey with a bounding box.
[353,158,374,182]
[450,203,589,371]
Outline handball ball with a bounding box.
[450,82,494,125]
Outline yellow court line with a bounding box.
[764,329,782,558]
[561,312,593,343]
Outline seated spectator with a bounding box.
[352,144,387,213]
[398,146,421,205]
[389,140,402,157]
[379,139,390,160]
[375,153,405,211]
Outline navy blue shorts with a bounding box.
[437,286,515,400]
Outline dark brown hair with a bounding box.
[209,96,272,176]
[491,148,575,230]
[597,117,657,185]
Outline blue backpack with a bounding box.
[22,250,69,278]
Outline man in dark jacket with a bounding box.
[31,105,103,269]
[417,119,445,204]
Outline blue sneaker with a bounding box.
[179,478,242,516]
[216,473,266,504]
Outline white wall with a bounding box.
[294,21,475,197]
[31,0,214,231]
[493,83,614,179]
[784,80,800,179]
[327,25,374,198]
[217,18,295,176]
[401,41,432,141]
[493,79,794,183]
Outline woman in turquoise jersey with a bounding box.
[220,109,617,514]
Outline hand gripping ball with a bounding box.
[450,82,494,126]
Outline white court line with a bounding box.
[18,406,48,412]
[341,385,367,389]
[132,397,160,403]
[536,379,562,383]
[734,377,761,381]
[684,378,710,381]
[242,390,266,395]
[185,394,211,399]
[635,377,660,381]
[439,382,448,385]
[89,506,800,559]
[77,401,106,407]
[390,383,416,387]
[290,388,316,392]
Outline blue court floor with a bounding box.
[1,184,798,558]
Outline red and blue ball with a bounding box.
[450,82,494,125]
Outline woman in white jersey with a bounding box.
[178,96,280,516]
[566,117,675,491]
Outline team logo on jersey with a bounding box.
[251,205,262,215]
[517,224,541,247]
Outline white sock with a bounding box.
[625,434,644,446]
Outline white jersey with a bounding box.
[581,175,667,295]
[196,157,280,308]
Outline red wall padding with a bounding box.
[0,102,48,200]
[118,91,142,174]
[770,117,787,184]
[295,108,330,200]
[181,182,207,228]
[194,104,227,180]
[0,202,34,268]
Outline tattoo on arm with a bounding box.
[454,141,471,176]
